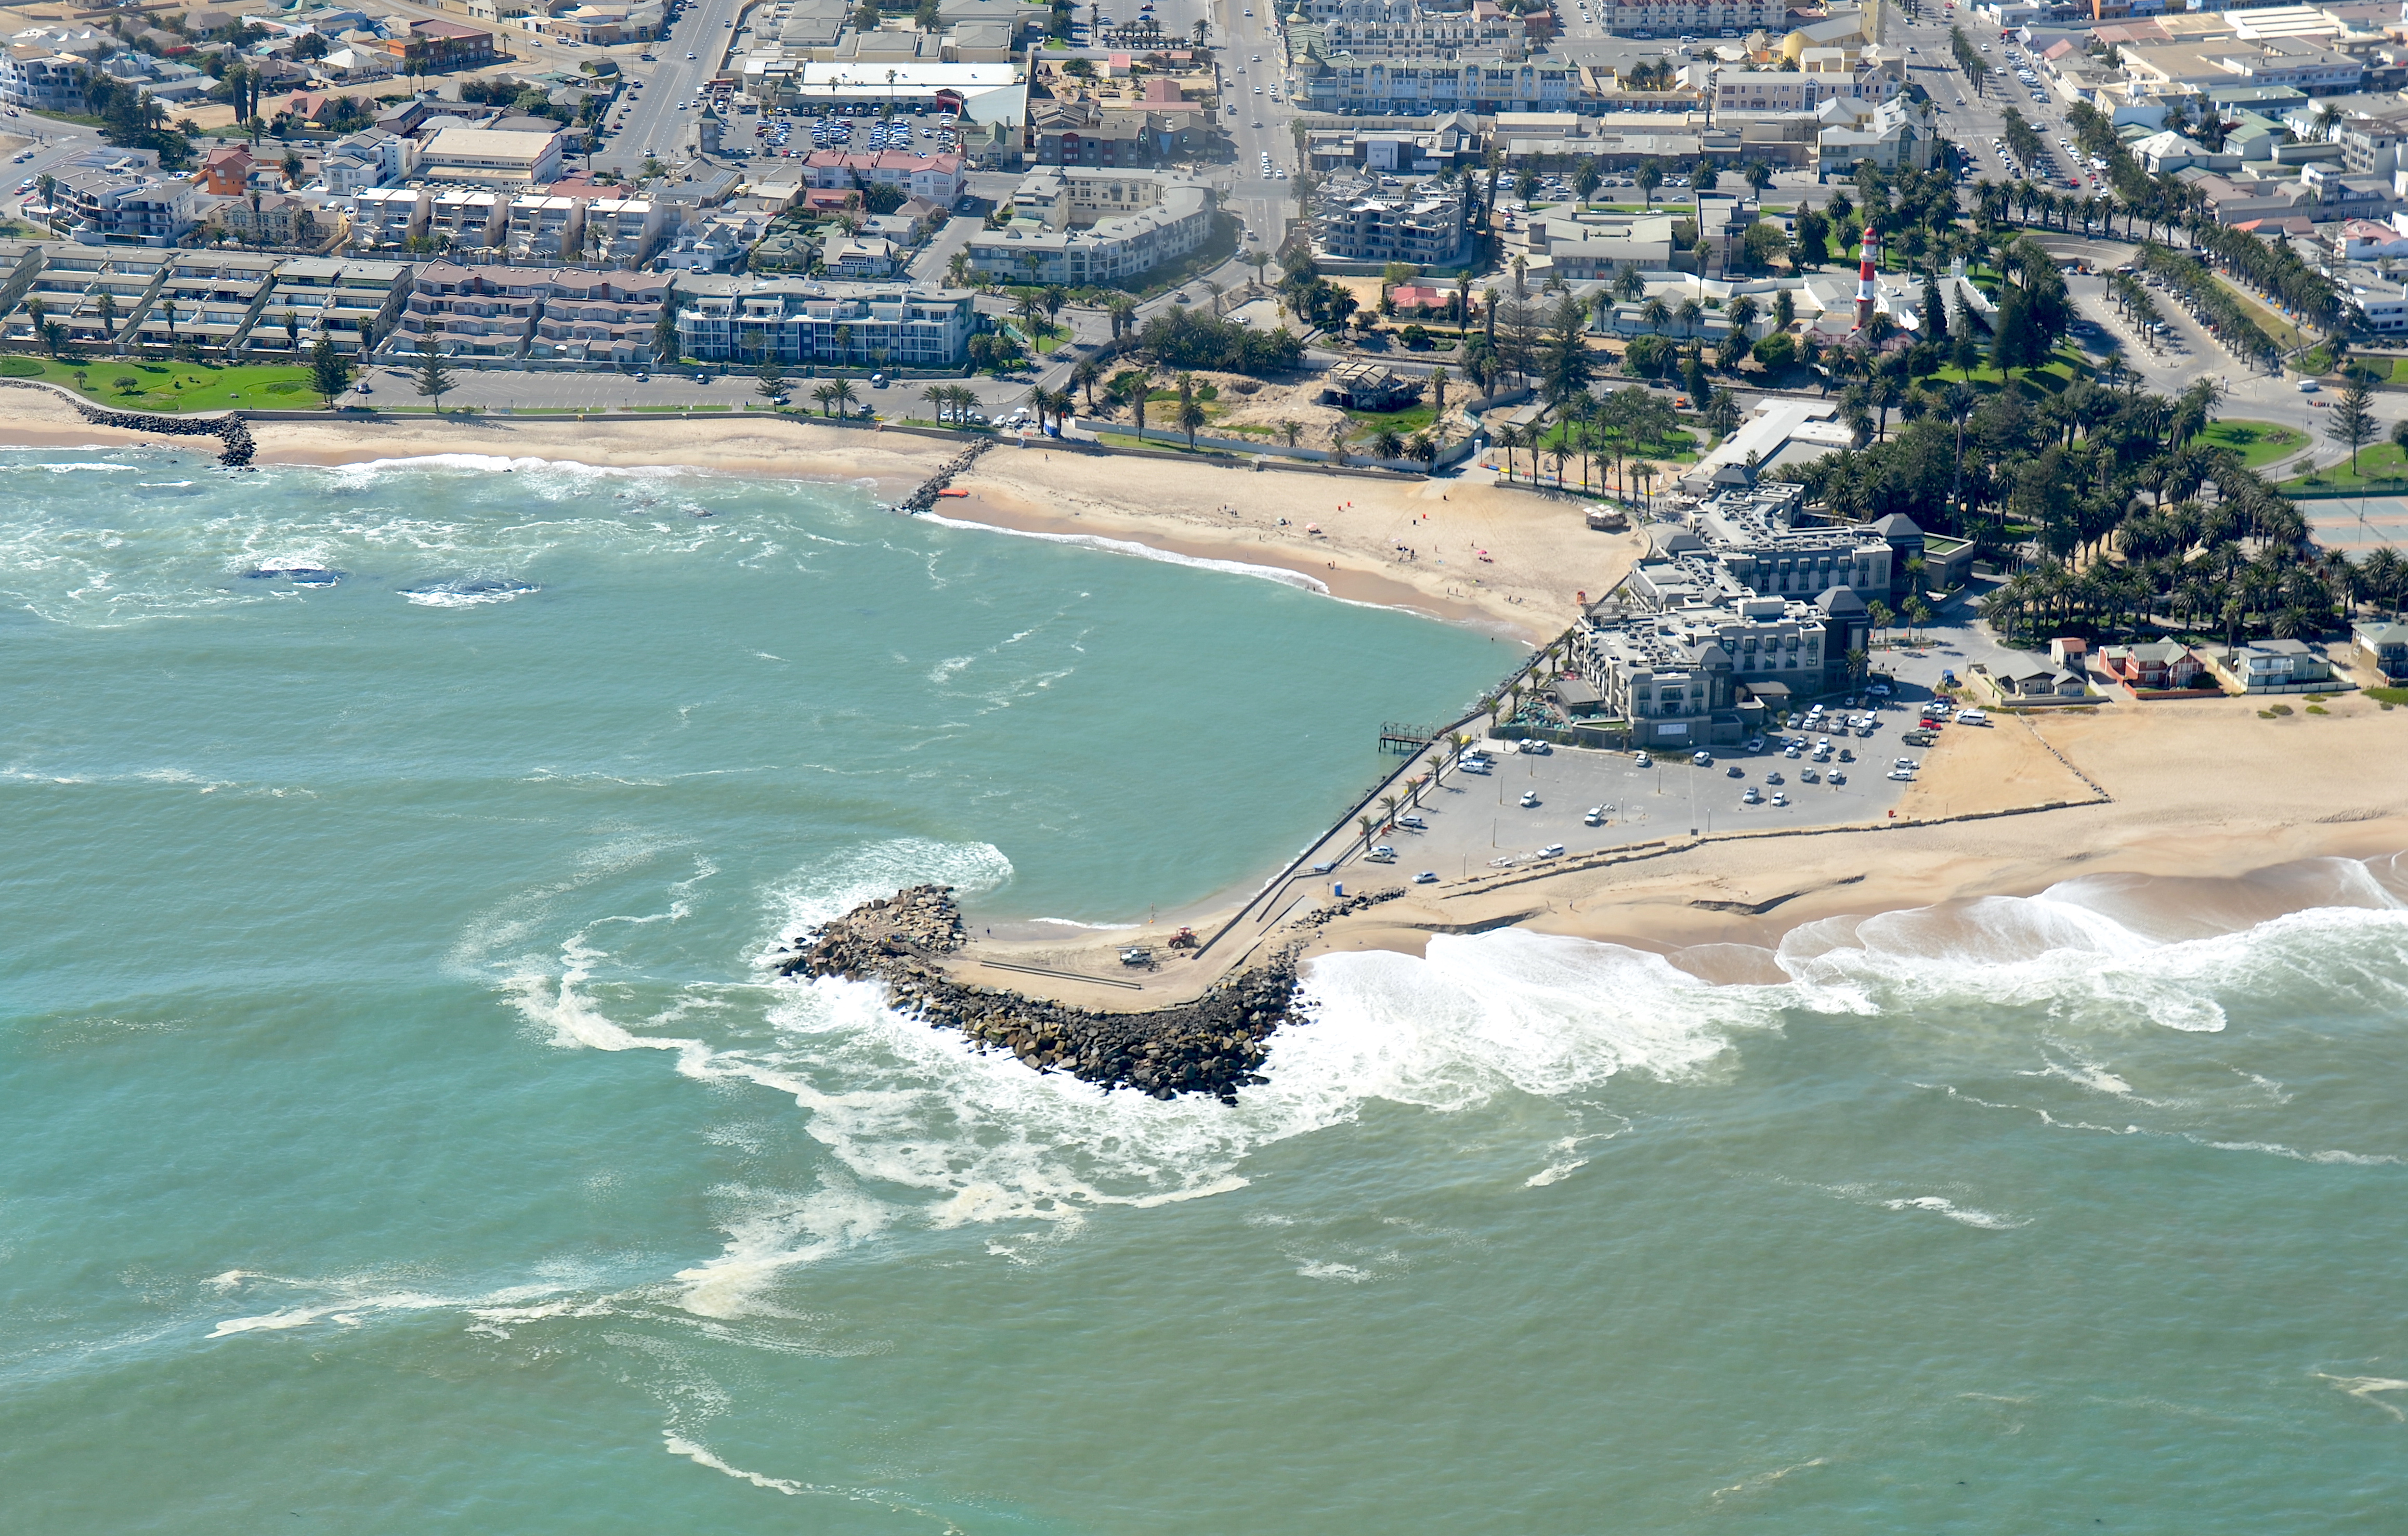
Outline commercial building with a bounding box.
[382,18,496,71]
[416,125,567,191]
[1290,53,1583,114]
[669,276,979,366]
[1562,480,1952,747]
[964,167,1215,285]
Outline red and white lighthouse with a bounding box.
[1853,224,1881,332]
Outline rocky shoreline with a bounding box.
[0,380,256,466]
[776,885,1311,1103]
[894,437,992,512]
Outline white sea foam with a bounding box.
[917,511,1331,595]
[1878,1195,2032,1230]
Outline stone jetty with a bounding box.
[777,884,1315,1103]
[1,380,254,466]
[895,436,993,513]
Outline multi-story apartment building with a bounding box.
[1314,173,1471,266]
[0,45,91,112]
[387,261,554,358]
[56,170,199,246]
[428,188,508,253]
[964,168,1214,285]
[506,194,583,263]
[5,245,171,348]
[254,255,412,355]
[132,250,279,354]
[318,128,416,196]
[670,277,978,367]
[583,198,666,267]
[1291,53,1580,113]
[1713,64,1898,114]
[208,194,343,251]
[350,186,429,251]
[1594,0,1787,34]
[528,269,669,362]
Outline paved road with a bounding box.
[1,115,106,223]
[586,0,751,175]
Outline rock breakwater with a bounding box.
[895,437,993,512]
[0,380,255,466]
[777,884,1309,1103]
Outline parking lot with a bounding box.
[1290,721,1919,896]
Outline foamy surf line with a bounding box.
[313,452,709,485]
[916,510,1332,595]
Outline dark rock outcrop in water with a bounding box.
[777,884,1312,1104]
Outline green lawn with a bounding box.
[1345,402,1438,434]
[2198,419,2309,469]
[2284,440,2408,492]
[0,355,319,411]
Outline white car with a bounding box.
[1633,752,1652,768]
[1955,708,1988,725]
[1518,791,1540,808]
[1584,806,1605,825]
[1894,758,1920,771]
[1771,791,1789,806]
[1887,769,1916,782]
[1413,870,1437,884]
[1537,844,1565,858]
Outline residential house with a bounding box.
[2099,639,2209,691]
[210,193,343,250]
[200,146,255,198]
[2352,618,2408,679]
[2205,636,2337,691]
[350,186,429,250]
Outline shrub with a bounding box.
[1751,332,1797,370]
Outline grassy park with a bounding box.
[0,355,319,411]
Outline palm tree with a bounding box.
[1072,355,1102,413]
[1371,425,1405,462]
[922,385,950,423]
[1675,297,1703,336]
[1278,419,1303,448]
[1640,296,1671,335]
[1357,814,1376,847]
[812,381,840,416]
[1377,793,1399,829]
[1327,419,1355,466]
[828,377,859,416]
[1177,391,1207,449]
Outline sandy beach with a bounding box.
[9,395,2402,1004]
[930,691,2408,1010]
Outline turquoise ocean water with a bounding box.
[6,448,2407,1533]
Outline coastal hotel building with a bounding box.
[1567,480,1933,751]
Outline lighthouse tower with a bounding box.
[1854,225,1881,332]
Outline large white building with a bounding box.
[670,276,979,367]
[416,125,566,191]
[1595,0,1788,35]
[964,168,1215,285]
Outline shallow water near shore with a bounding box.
[8,450,2408,1532]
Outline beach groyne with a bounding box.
[895,437,994,512]
[0,380,255,466]
[777,885,1308,1103]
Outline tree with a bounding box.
[1635,159,1664,206]
[756,360,789,403]
[309,336,351,407]
[413,346,455,410]
[2327,375,2376,473]
[653,282,679,364]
